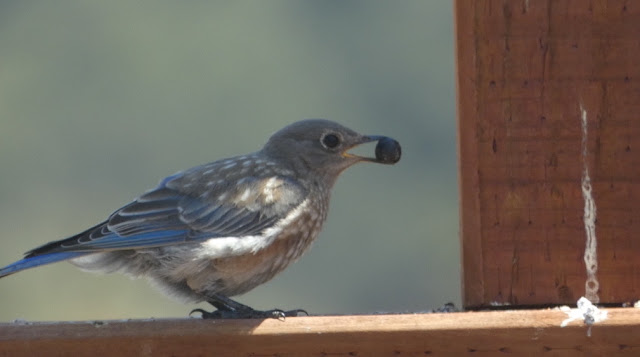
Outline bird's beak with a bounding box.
[342,135,401,165]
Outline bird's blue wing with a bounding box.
[22,187,190,257]
[0,187,189,277]
[23,173,306,257]
[0,165,306,278]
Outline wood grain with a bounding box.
[456,0,640,307]
[1,310,639,356]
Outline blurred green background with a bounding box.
[0,1,458,321]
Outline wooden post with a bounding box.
[456,0,640,308]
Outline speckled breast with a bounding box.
[208,207,327,296]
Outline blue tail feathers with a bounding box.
[0,251,87,278]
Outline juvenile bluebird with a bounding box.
[0,119,401,319]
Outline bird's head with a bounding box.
[261,119,401,187]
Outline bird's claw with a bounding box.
[190,307,308,320]
[282,308,308,317]
[267,308,309,320]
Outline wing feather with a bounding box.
[25,171,307,257]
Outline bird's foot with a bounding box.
[191,307,307,320]
[191,294,307,319]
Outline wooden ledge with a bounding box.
[1,308,640,356]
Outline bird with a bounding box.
[0,119,401,319]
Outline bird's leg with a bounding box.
[190,293,308,319]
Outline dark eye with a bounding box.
[321,133,341,149]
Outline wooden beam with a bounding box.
[456,0,640,307]
[1,309,640,356]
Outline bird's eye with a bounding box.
[321,133,341,149]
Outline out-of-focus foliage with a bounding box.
[0,1,457,321]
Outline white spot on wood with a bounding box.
[580,104,599,303]
[560,297,608,337]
